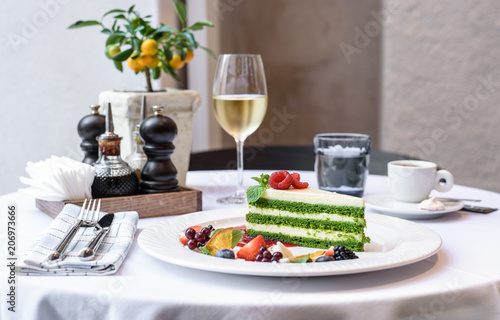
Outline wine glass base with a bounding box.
[216,195,247,205]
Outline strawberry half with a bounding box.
[236,235,265,261]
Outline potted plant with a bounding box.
[69,2,214,185]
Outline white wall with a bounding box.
[381,0,500,192]
[0,0,160,194]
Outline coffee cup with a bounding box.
[387,160,454,203]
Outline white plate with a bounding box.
[364,194,464,219]
[138,208,442,277]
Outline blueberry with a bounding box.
[215,249,235,259]
[315,255,334,262]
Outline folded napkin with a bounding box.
[19,156,95,201]
[18,204,138,276]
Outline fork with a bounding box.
[47,198,101,262]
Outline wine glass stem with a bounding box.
[235,138,245,198]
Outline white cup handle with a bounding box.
[434,170,454,192]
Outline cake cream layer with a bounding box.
[248,206,360,223]
[246,223,364,241]
[260,188,364,207]
[246,222,368,250]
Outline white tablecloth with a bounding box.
[1,171,500,320]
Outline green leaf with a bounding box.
[125,24,134,34]
[68,20,101,29]
[162,63,182,83]
[246,186,268,203]
[200,246,213,256]
[131,51,140,59]
[290,255,310,263]
[231,229,245,249]
[101,29,112,35]
[113,60,123,72]
[112,47,133,61]
[180,49,186,61]
[174,1,187,27]
[188,20,214,31]
[151,67,161,79]
[164,47,173,61]
[114,14,128,20]
[106,34,124,46]
[103,9,126,18]
[134,25,145,33]
[251,174,270,187]
[155,25,174,34]
[128,5,136,14]
[182,32,197,48]
[200,46,216,59]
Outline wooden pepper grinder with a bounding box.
[77,105,106,164]
[139,106,179,193]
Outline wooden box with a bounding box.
[36,186,202,219]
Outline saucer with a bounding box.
[363,194,464,219]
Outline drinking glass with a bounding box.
[212,54,268,204]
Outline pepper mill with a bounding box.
[77,105,106,164]
[91,103,139,198]
[125,96,148,181]
[139,105,179,193]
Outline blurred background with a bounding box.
[1,0,500,195]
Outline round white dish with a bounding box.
[364,194,464,219]
[138,208,442,277]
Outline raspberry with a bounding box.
[291,172,309,189]
[269,171,293,190]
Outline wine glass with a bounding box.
[212,54,268,204]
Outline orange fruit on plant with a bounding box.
[147,55,160,68]
[127,57,145,72]
[105,44,121,59]
[169,53,185,69]
[141,39,158,56]
[137,54,152,68]
[184,49,194,62]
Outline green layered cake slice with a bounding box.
[246,187,370,251]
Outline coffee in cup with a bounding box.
[387,160,454,203]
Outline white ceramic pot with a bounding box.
[98,89,201,186]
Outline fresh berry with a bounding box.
[185,228,196,240]
[187,239,197,250]
[325,247,334,257]
[272,252,283,260]
[236,235,265,261]
[332,245,358,260]
[194,232,206,243]
[269,171,293,190]
[179,236,189,246]
[291,173,309,189]
[201,227,211,239]
[208,225,215,231]
[259,246,268,254]
[262,250,272,260]
[261,258,271,263]
[255,254,264,262]
[316,255,334,262]
[215,249,235,259]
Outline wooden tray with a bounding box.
[36,186,202,219]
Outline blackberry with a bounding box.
[332,245,359,260]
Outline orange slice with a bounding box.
[204,228,233,256]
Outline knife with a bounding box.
[78,213,114,261]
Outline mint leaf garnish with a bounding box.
[290,255,310,263]
[200,246,213,256]
[251,173,270,187]
[230,229,245,249]
[247,173,270,202]
[247,186,267,203]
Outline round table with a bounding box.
[2,171,500,320]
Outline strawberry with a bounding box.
[179,236,189,245]
[291,172,309,189]
[269,171,293,190]
[236,235,265,261]
[325,246,334,257]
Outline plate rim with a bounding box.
[137,207,442,277]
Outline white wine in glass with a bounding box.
[213,54,267,204]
